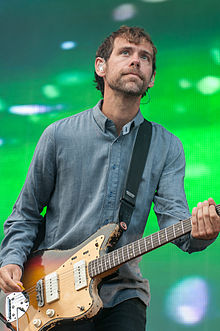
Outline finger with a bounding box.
[12,267,22,283]
[209,204,220,236]
[208,197,216,207]
[196,202,206,238]
[0,266,22,293]
[0,274,21,293]
[202,201,214,238]
[191,206,198,237]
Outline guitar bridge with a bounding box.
[36,279,44,307]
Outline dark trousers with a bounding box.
[53,298,146,331]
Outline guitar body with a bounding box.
[0,223,121,331]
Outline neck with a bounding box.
[102,90,141,135]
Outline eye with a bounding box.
[121,50,129,55]
[141,54,150,61]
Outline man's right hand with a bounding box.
[0,264,23,293]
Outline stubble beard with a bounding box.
[107,74,147,97]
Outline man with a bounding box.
[0,26,219,331]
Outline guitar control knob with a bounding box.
[46,309,55,317]
[33,319,42,327]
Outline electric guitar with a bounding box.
[0,204,219,331]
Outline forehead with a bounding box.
[112,37,153,54]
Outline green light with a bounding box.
[0,98,6,112]
[197,76,220,95]
[42,85,61,99]
[210,48,220,65]
[56,71,91,86]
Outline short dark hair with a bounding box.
[94,25,157,97]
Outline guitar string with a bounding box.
[7,206,220,306]
[9,220,193,305]
[8,217,194,302]
[11,219,191,298]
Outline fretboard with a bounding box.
[88,204,220,278]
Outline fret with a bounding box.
[133,241,138,257]
[183,218,192,232]
[159,229,166,245]
[181,221,184,234]
[121,247,125,262]
[126,244,130,260]
[92,261,96,275]
[157,232,161,245]
[176,223,182,235]
[116,249,120,264]
[173,224,176,238]
[165,228,168,242]
[138,240,142,255]
[123,246,128,261]
[103,256,107,271]
[132,242,135,256]
[117,248,122,264]
[140,238,145,254]
[105,254,110,269]
[113,249,119,267]
[92,259,98,276]
[109,251,114,268]
[95,259,101,274]
[150,234,154,249]
[88,261,94,277]
[152,232,159,248]
[166,226,174,241]
[146,237,152,250]
[99,258,104,273]
[144,237,148,252]
[126,243,134,259]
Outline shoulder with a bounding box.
[51,107,92,130]
[150,122,185,166]
[151,121,183,149]
[42,107,93,139]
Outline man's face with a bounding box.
[104,37,154,97]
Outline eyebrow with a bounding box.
[118,46,153,59]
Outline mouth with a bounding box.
[124,72,142,80]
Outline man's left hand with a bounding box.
[191,198,220,240]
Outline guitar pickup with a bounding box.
[45,272,59,303]
[74,260,87,291]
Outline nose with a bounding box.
[129,54,140,68]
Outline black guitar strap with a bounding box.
[118,119,152,232]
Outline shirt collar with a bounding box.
[93,100,144,135]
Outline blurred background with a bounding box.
[0,0,220,329]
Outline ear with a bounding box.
[148,71,156,88]
[95,57,106,77]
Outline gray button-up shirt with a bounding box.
[0,100,213,307]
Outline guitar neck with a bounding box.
[89,204,220,278]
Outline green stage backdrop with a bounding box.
[0,0,220,330]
